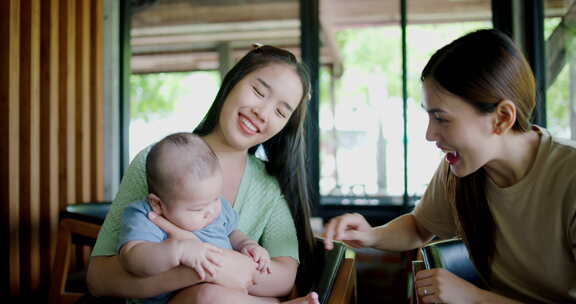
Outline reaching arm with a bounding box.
[371,213,435,251]
[324,213,435,252]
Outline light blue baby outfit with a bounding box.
[118,198,238,304]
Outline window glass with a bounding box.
[319,0,492,205]
[406,22,491,196]
[129,72,219,160]
[129,0,302,160]
[545,0,575,139]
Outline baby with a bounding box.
[117,132,270,303]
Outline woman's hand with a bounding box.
[414,268,483,303]
[148,211,197,240]
[323,213,375,250]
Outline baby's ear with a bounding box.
[147,193,163,215]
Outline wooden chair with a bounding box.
[49,202,111,304]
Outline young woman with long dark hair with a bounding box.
[324,29,576,303]
[88,45,319,304]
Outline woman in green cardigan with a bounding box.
[88,45,319,304]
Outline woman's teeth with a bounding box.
[241,117,258,132]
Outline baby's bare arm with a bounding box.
[229,230,258,250]
[120,238,224,280]
[248,256,298,297]
[119,239,181,277]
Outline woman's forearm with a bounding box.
[475,289,524,304]
[247,256,298,297]
[87,255,201,298]
[372,214,435,251]
[87,250,295,299]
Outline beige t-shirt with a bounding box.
[413,126,576,303]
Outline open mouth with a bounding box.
[239,114,259,134]
[445,151,460,165]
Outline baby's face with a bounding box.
[162,173,223,232]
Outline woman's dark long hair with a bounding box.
[194,45,316,294]
[421,29,536,279]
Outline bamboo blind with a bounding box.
[0,0,104,297]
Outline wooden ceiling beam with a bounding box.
[129,0,573,73]
[131,29,300,46]
[131,38,298,55]
[131,47,336,74]
[132,20,299,37]
[132,2,299,27]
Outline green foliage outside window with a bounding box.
[546,17,575,137]
[130,73,191,122]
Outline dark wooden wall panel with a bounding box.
[76,0,91,203]
[2,0,104,296]
[1,0,21,296]
[20,0,42,292]
[59,0,77,213]
[39,0,60,287]
[92,0,105,202]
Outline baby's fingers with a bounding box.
[193,262,206,281]
[266,264,272,274]
[241,247,252,257]
[206,251,223,267]
[202,260,219,277]
[257,259,266,272]
[262,260,271,274]
[204,243,223,254]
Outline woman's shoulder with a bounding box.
[537,126,576,153]
[111,146,153,206]
[131,145,153,168]
[247,154,275,181]
[245,154,283,196]
[117,146,152,187]
[544,131,576,172]
[551,136,576,156]
[537,129,576,202]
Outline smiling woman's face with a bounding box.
[216,63,304,151]
[422,79,498,177]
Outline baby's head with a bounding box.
[146,132,223,231]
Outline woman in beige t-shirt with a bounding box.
[324,29,576,303]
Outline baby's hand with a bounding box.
[179,239,223,280]
[241,243,271,274]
